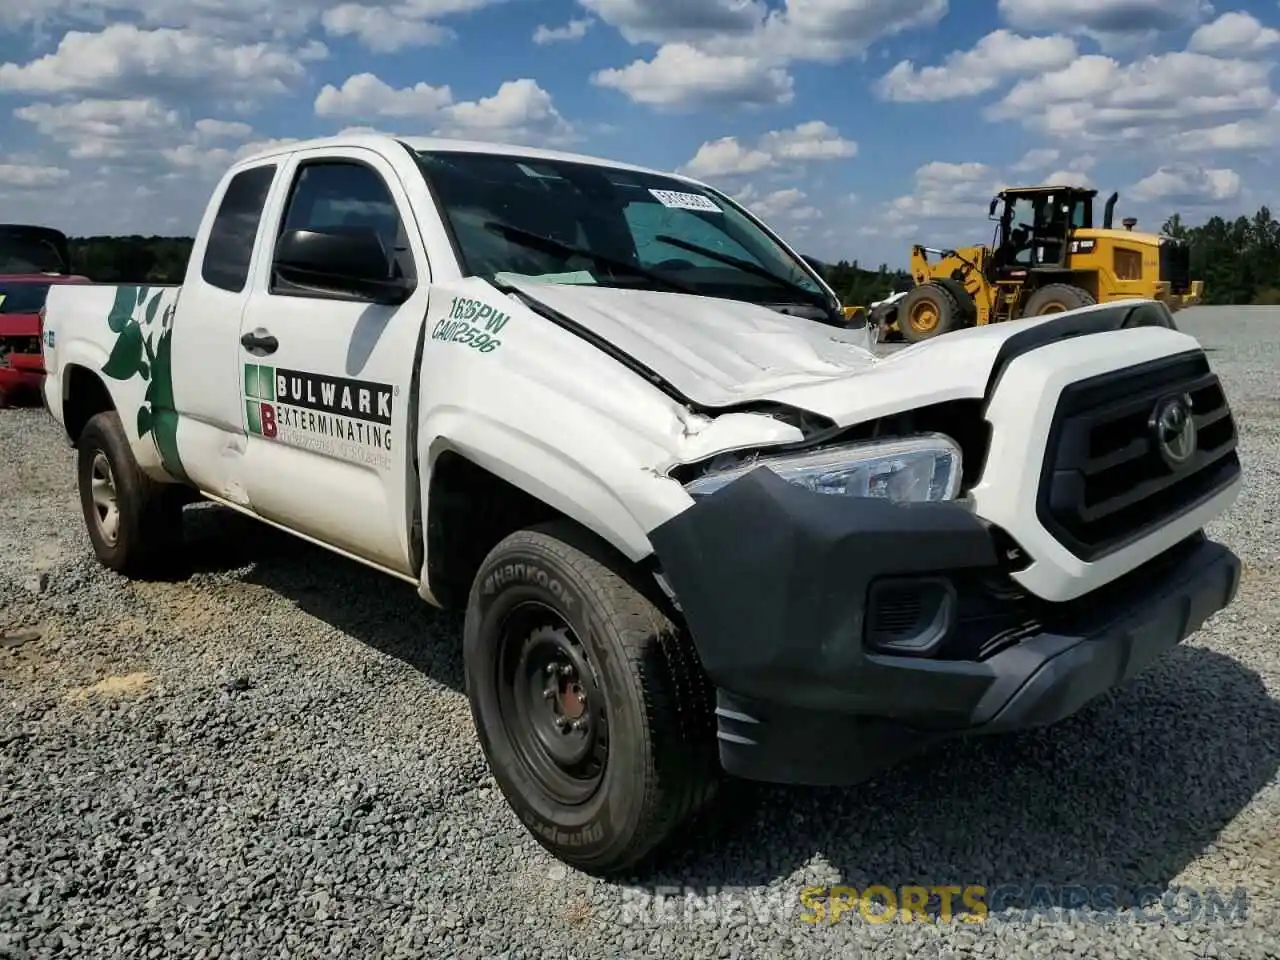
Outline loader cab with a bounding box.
[988,186,1097,275]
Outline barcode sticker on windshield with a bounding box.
[649,189,722,212]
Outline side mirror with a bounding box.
[988,198,998,218]
[274,227,414,305]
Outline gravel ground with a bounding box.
[1,306,1277,959]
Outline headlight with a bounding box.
[682,433,963,503]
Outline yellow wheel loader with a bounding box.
[882,186,1204,343]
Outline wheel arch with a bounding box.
[61,363,117,446]
[420,442,661,611]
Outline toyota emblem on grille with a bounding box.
[1150,393,1197,468]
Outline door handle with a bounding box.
[240,329,278,355]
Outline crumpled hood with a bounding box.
[498,277,1082,425]
[499,279,877,404]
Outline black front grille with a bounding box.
[1160,239,1192,294]
[1037,351,1239,561]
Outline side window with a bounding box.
[201,164,277,293]
[271,160,414,295]
[623,203,760,269]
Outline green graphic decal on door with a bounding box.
[243,363,278,437]
[100,284,187,482]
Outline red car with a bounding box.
[0,225,88,408]
[1,275,92,406]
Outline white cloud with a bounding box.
[680,121,855,178]
[749,187,807,219]
[681,139,774,178]
[435,78,575,144]
[758,121,858,162]
[584,0,948,109]
[1173,112,1280,152]
[591,44,794,109]
[1187,11,1280,58]
[887,161,999,223]
[0,0,508,48]
[533,18,593,44]
[576,0,766,45]
[320,4,453,51]
[714,0,949,63]
[314,73,574,145]
[194,118,253,140]
[1010,147,1059,172]
[987,51,1279,146]
[997,0,1211,45]
[14,98,183,159]
[0,164,70,187]
[315,73,453,119]
[1044,169,1092,187]
[1129,164,1241,204]
[161,136,301,177]
[877,29,1077,101]
[0,24,323,102]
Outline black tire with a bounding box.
[463,521,719,876]
[898,282,964,343]
[934,276,978,326]
[1021,283,1096,317]
[76,410,184,576]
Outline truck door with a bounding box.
[167,160,280,499]
[236,146,433,576]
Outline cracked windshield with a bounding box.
[415,149,828,310]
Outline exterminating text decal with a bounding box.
[243,363,395,470]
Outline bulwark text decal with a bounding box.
[244,363,395,470]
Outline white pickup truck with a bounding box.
[40,134,1243,876]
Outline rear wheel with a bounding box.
[76,410,184,576]
[898,282,966,343]
[463,521,719,876]
[1021,283,1096,317]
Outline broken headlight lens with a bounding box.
[682,433,963,503]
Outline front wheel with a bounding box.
[463,522,719,876]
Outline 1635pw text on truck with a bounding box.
[40,135,1243,875]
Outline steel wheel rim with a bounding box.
[495,600,609,806]
[89,452,121,546]
[910,301,939,332]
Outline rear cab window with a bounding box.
[202,164,278,293]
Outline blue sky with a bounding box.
[1,0,1277,268]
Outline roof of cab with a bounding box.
[999,184,1099,197]
[234,133,700,186]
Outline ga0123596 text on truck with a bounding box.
[38,134,1244,877]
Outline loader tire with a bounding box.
[934,276,978,326]
[76,410,185,577]
[463,520,719,877]
[899,282,964,343]
[1021,283,1096,317]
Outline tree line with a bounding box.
[1161,207,1280,306]
[55,205,1280,306]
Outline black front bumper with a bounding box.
[648,467,1241,786]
